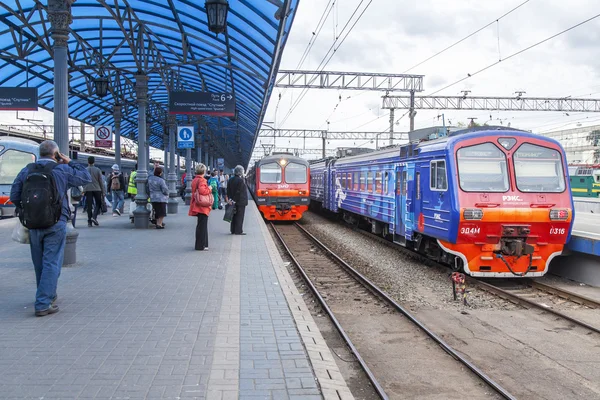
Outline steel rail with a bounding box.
[526,280,600,309]
[269,223,390,400]
[348,223,600,336]
[283,222,516,400]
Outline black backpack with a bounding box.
[19,163,62,229]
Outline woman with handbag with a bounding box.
[188,164,213,251]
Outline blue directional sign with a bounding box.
[177,126,195,149]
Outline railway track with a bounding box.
[271,222,515,400]
[347,223,600,335]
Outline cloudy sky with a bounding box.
[256,0,600,159]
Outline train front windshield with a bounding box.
[285,163,307,184]
[0,149,36,185]
[514,143,566,193]
[457,142,510,192]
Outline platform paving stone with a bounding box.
[0,199,353,399]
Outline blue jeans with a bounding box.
[111,190,124,213]
[29,221,67,311]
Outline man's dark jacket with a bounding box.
[227,175,248,206]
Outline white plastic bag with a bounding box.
[12,218,30,244]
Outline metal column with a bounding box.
[133,75,150,229]
[389,108,394,146]
[80,121,86,152]
[163,129,168,170]
[409,90,416,132]
[185,148,192,205]
[167,117,178,214]
[48,0,73,154]
[321,131,327,159]
[114,105,122,167]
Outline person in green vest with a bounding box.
[128,164,138,222]
[207,171,219,210]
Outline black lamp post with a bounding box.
[94,76,109,97]
[205,0,229,35]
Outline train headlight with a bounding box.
[279,159,287,166]
[549,209,569,220]
[463,208,483,220]
[298,190,306,195]
[261,190,269,195]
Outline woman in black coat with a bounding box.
[226,165,248,235]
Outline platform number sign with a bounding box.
[94,125,113,148]
[177,126,195,149]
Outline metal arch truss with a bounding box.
[259,129,406,140]
[382,95,600,112]
[276,70,424,92]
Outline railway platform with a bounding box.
[0,200,353,399]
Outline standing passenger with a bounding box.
[10,140,91,316]
[226,165,248,235]
[189,164,212,250]
[207,171,219,210]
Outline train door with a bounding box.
[404,163,415,240]
[394,165,406,242]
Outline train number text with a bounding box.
[549,227,566,235]
[460,227,481,235]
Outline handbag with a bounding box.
[193,189,213,207]
[223,203,235,223]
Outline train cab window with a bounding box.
[367,172,373,192]
[260,162,282,183]
[430,160,447,191]
[360,173,366,191]
[375,172,382,194]
[457,142,509,192]
[0,149,36,185]
[285,162,307,183]
[514,143,565,193]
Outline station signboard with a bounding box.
[217,158,225,170]
[0,87,38,111]
[169,91,235,117]
[94,125,113,148]
[177,126,195,149]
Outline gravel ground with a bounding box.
[300,211,517,312]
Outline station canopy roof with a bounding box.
[0,0,299,166]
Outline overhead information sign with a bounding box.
[177,126,195,149]
[0,87,38,111]
[169,91,235,116]
[217,158,224,170]
[94,126,113,148]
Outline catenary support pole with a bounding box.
[133,75,150,229]
[409,90,416,132]
[389,108,394,146]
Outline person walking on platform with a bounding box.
[10,140,91,316]
[83,156,104,227]
[69,185,84,228]
[148,167,169,229]
[107,164,126,216]
[128,164,138,199]
[189,164,212,250]
[226,165,248,235]
[218,170,226,205]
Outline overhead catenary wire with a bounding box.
[429,12,600,96]
[279,0,374,127]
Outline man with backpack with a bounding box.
[10,140,91,317]
[83,156,104,227]
[107,164,126,216]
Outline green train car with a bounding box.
[569,166,600,197]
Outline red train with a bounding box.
[247,153,310,221]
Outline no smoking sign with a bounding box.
[95,125,113,148]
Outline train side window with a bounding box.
[396,171,401,195]
[416,172,421,199]
[383,172,388,194]
[402,171,407,195]
[430,160,448,191]
[375,172,382,194]
[0,149,36,185]
[353,172,359,190]
[367,172,373,192]
[360,172,366,191]
[580,178,585,183]
[340,173,346,188]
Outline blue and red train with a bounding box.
[310,126,574,277]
